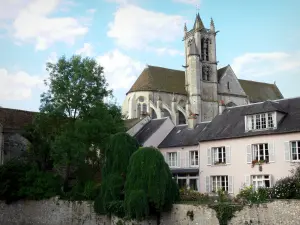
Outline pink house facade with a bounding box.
[199,132,300,195]
[198,97,300,195]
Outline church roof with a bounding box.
[127,65,283,103]
[127,65,186,95]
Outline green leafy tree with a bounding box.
[124,147,179,223]
[40,55,125,191]
[94,132,139,215]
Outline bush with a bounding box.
[179,188,210,202]
[18,167,62,200]
[0,159,62,203]
[0,159,30,203]
[236,185,270,204]
[269,176,300,199]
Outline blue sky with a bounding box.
[1,0,300,112]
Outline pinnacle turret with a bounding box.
[194,13,204,31]
[210,17,215,31]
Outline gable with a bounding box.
[218,66,247,97]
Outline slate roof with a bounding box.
[239,79,283,103]
[199,97,300,142]
[124,117,144,130]
[127,65,283,103]
[0,107,36,131]
[134,118,167,145]
[127,65,186,95]
[158,122,209,148]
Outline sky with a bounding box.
[0,0,300,112]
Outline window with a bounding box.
[252,144,269,162]
[167,152,177,167]
[190,151,199,166]
[247,112,276,131]
[251,175,271,190]
[178,179,187,189]
[291,141,300,161]
[142,103,147,114]
[227,82,230,90]
[212,147,226,165]
[189,179,198,191]
[211,176,228,192]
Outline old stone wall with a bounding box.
[1,199,300,225]
[0,197,110,225]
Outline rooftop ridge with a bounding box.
[0,107,38,113]
[226,96,300,109]
[238,78,277,86]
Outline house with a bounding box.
[198,97,300,195]
[0,107,35,164]
[158,117,208,191]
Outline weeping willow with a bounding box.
[124,147,179,221]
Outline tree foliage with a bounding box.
[124,147,179,221]
[94,132,139,215]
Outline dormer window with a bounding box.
[245,112,276,132]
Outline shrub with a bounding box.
[236,185,270,204]
[18,167,62,200]
[179,188,210,202]
[0,159,30,203]
[270,177,298,199]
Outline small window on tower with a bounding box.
[227,82,230,90]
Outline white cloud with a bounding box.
[107,5,185,50]
[97,49,144,90]
[153,47,184,56]
[2,0,89,50]
[75,43,94,57]
[0,68,45,100]
[232,52,300,78]
[173,0,200,5]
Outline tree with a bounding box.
[124,147,179,224]
[94,132,139,215]
[40,55,125,191]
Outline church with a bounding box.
[122,14,283,125]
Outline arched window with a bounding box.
[142,103,147,114]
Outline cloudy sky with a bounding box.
[1,0,300,111]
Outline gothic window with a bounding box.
[202,65,211,81]
[142,103,147,114]
[201,38,210,61]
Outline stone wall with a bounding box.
[1,199,300,225]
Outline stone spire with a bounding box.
[193,13,204,31]
[210,17,215,31]
[184,22,187,33]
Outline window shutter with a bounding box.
[269,142,275,163]
[205,176,210,193]
[245,175,251,187]
[246,145,252,164]
[226,146,231,164]
[270,175,273,188]
[163,152,167,163]
[284,141,291,161]
[228,176,233,194]
[244,116,248,131]
[177,151,181,167]
[186,151,190,168]
[207,148,211,165]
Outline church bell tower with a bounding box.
[183,13,219,122]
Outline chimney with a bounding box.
[219,100,226,115]
[188,113,198,129]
